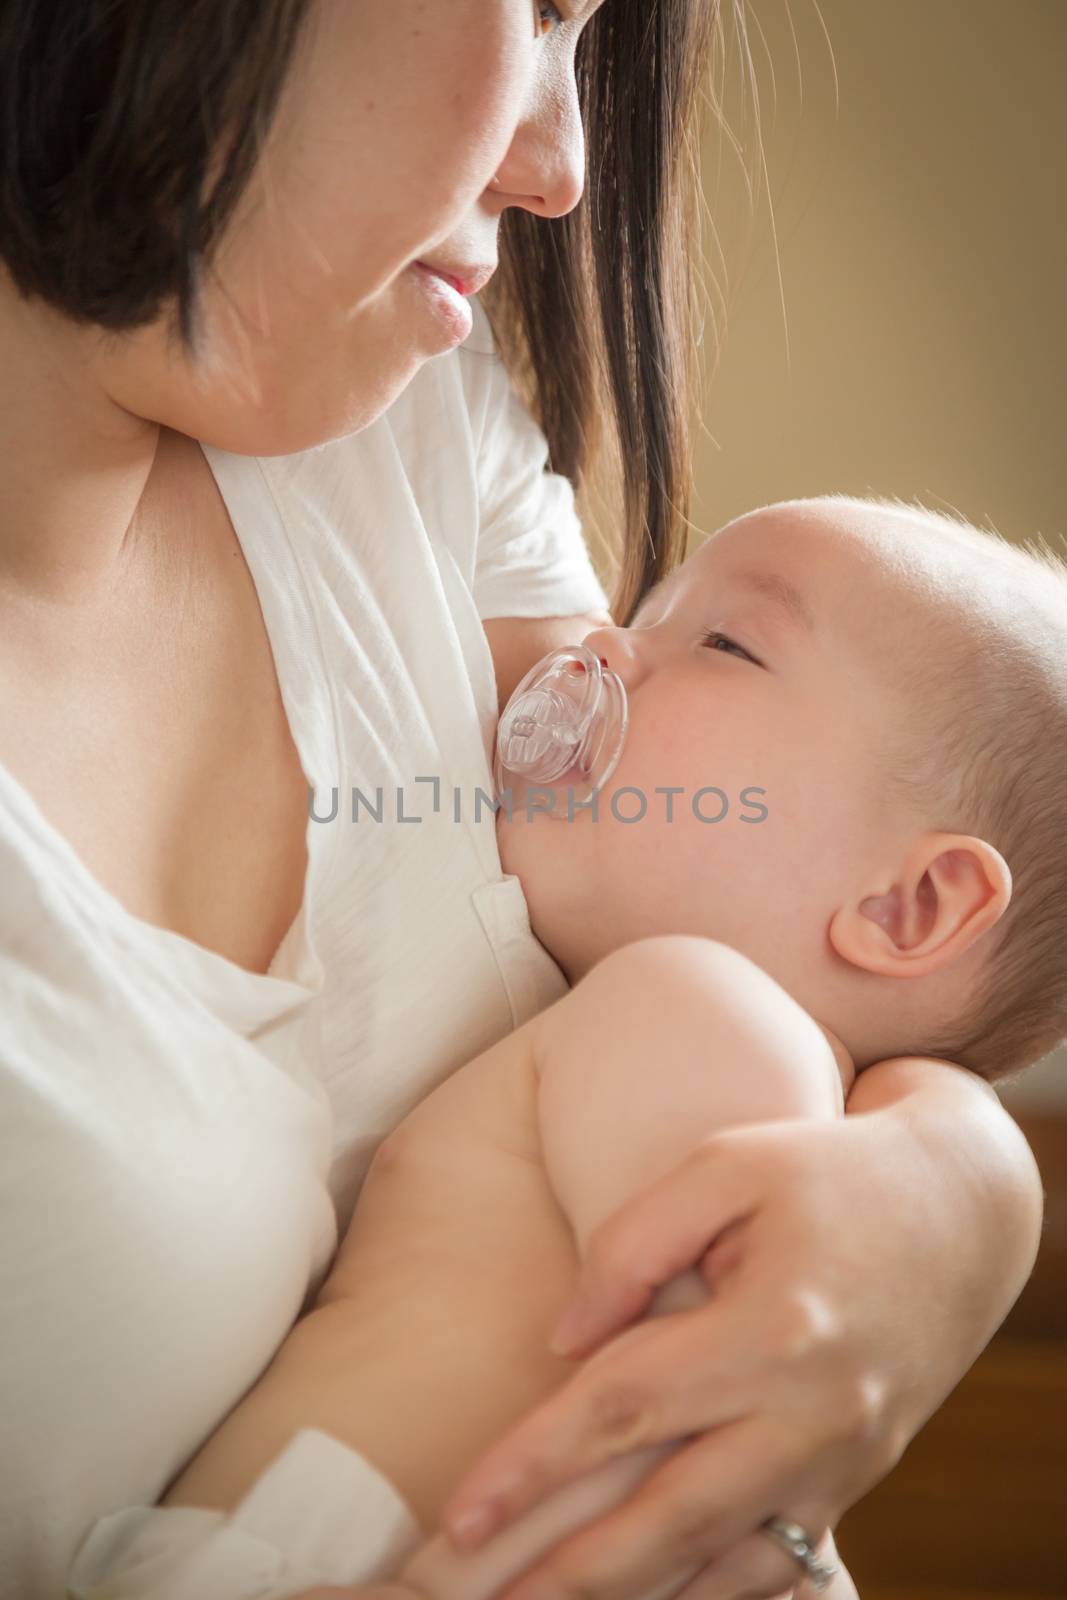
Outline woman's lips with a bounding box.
[419,264,464,294]
[409,262,474,341]
[415,260,496,297]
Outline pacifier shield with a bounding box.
[493,643,628,816]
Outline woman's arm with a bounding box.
[483,611,613,713]
[436,974,1046,1599]
[840,1053,1044,1406]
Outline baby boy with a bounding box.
[497,492,1067,1087]
[71,496,1067,1600]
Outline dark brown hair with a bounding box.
[0,1,311,350]
[484,1,719,623]
[0,0,718,621]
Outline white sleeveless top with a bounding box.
[0,297,609,1599]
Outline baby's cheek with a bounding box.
[627,684,710,785]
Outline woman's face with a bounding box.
[93,0,602,455]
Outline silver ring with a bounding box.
[759,1516,838,1591]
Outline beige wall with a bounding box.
[693,0,1066,544]
[688,1,1067,1107]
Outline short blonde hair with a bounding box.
[839,496,1067,1084]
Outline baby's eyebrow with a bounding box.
[629,578,668,628]
[730,571,817,636]
[632,569,817,637]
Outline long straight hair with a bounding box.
[0,0,720,620]
[485,1,719,622]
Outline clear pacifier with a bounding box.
[493,642,628,815]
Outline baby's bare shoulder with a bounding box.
[533,936,849,1116]
[535,935,807,1059]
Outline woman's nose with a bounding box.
[491,60,585,219]
[581,625,648,692]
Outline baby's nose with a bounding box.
[581,625,645,688]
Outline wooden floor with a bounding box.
[836,1112,1067,1600]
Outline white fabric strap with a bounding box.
[68,1429,424,1599]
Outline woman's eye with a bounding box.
[699,628,759,665]
[535,2,566,36]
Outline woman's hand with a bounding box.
[437,1065,1043,1600]
[296,1587,426,1598]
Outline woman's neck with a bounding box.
[0,275,162,604]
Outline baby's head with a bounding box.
[497,495,1067,1084]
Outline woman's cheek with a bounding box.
[437,14,536,184]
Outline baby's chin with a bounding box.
[495,783,586,866]
[495,810,600,979]
[496,804,551,904]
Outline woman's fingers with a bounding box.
[441,1138,767,1548]
[440,1118,901,1595]
[295,1588,426,1598]
[488,1423,834,1600]
[671,1526,856,1600]
[795,1531,859,1600]
[547,1140,763,1358]
[445,1296,762,1549]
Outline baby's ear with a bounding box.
[828,832,1012,979]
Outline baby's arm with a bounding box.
[534,933,851,1264]
[398,933,854,1600]
[70,935,846,1600]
